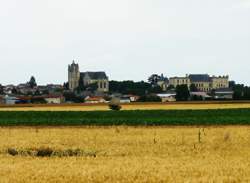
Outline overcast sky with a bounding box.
[0,0,249,85]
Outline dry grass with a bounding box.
[1,102,250,111]
[0,126,250,182]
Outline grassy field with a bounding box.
[0,126,250,182]
[0,109,250,126]
[1,101,250,111]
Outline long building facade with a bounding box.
[169,74,229,92]
[68,61,109,92]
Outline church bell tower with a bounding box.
[68,61,80,91]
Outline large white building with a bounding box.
[169,74,229,92]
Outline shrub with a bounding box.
[109,104,122,111]
[8,148,18,156]
[36,147,53,157]
[109,97,122,111]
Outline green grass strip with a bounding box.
[0,109,250,126]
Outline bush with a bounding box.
[109,97,122,111]
[8,148,18,156]
[36,147,53,157]
[109,104,122,111]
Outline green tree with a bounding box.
[190,84,198,92]
[0,84,3,94]
[109,80,162,96]
[63,92,84,103]
[176,85,190,101]
[167,85,175,90]
[138,95,161,102]
[148,74,161,86]
[28,76,37,88]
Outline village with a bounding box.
[0,61,246,105]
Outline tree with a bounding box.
[11,88,18,94]
[109,98,122,111]
[0,84,3,94]
[167,85,175,90]
[148,74,161,86]
[138,95,161,102]
[63,92,84,103]
[28,76,37,88]
[190,84,198,92]
[63,82,69,90]
[229,81,236,88]
[109,80,162,96]
[175,85,190,101]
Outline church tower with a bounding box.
[68,61,80,91]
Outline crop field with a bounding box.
[1,109,250,126]
[1,101,250,111]
[0,126,250,182]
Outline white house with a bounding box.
[157,93,176,102]
[44,95,65,104]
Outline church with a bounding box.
[68,61,109,92]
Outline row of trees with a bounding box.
[109,80,163,96]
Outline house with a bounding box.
[120,97,131,103]
[190,92,212,100]
[44,95,65,104]
[85,96,107,104]
[213,88,234,100]
[122,95,140,102]
[4,95,18,105]
[157,93,176,102]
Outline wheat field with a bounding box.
[0,126,250,182]
[1,102,250,111]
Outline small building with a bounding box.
[85,96,107,104]
[213,88,234,100]
[122,95,140,102]
[120,97,131,103]
[44,95,65,104]
[157,93,176,102]
[190,92,212,100]
[4,95,18,105]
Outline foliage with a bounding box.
[0,84,3,94]
[167,85,175,90]
[1,109,250,126]
[109,80,162,96]
[109,97,122,111]
[148,74,162,86]
[28,76,37,88]
[30,97,47,104]
[232,84,250,100]
[176,85,190,101]
[190,84,198,92]
[109,104,122,111]
[138,95,161,102]
[63,82,69,90]
[63,92,84,103]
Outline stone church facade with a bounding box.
[68,61,109,92]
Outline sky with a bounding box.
[0,0,250,85]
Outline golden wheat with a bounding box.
[0,126,250,182]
